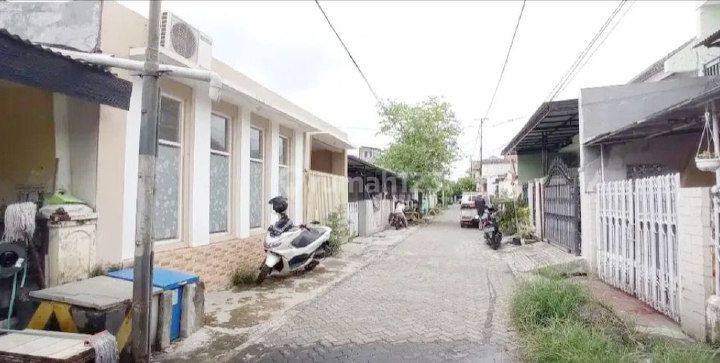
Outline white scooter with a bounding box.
[256,196,332,284]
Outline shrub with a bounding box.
[323,207,351,256]
[491,197,531,236]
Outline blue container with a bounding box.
[107,268,199,341]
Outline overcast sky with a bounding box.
[121,0,699,179]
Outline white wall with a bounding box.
[293,131,305,223]
[189,84,211,247]
[238,107,252,238]
[677,187,714,340]
[120,77,143,260]
[52,94,100,206]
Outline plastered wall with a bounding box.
[0,82,54,206]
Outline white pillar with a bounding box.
[293,131,305,223]
[238,107,251,238]
[267,119,280,225]
[53,93,71,192]
[121,77,143,260]
[189,84,211,247]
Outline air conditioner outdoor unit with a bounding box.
[160,12,213,69]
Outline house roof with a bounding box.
[695,29,720,49]
[0,29,132,109]
[586,79,720,146]
[347,155,399,178]
[628,38,695,84]
[501,99,579,155]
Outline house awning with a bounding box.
[502,99,578,155]
[0,29,132,110]
[696,29,720,48]
[347,155,400,179]
[583,76,720,146]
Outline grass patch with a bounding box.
[231,267,257,287]
[511,270,720,362]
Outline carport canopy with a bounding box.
[502,99,579,155]
[584,76,720,146]
[0,29,131,110]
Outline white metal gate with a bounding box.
[597,173,679,321]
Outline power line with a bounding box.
[545,0,627,102]
[471,1,527,166]
[482,0,527,120]
[575,1,635,75]
[315,0,382,106]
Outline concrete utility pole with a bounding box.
[477,117,486,193]
[132,1,162,361]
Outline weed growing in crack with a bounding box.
[511,269,719,362]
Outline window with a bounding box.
[154,96,183,241]
[210,114,231,234]
[279,136,290,198]
[249,127,264,228]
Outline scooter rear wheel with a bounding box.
[491,232,502,250]
[256,265,272,285]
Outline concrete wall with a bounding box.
[0,82,55,206]
[0,1,102,52]
[517,152,545,184]
[697,1,720,69]
[677,187,715,341]
[65,97,100,206]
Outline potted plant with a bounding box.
[695,112,720,172]
[695,150,720,172]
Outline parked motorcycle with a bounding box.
[481,208,502,250]
[256,196,332,284]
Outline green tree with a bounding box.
[376,97,461,193]
[454,176,476,195]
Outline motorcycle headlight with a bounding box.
[264,239,282,249]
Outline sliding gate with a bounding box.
[596,173,679,321]
[543,158,581,255]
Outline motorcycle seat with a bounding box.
[291,228,323,248]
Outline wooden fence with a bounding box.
[304,170,348,223]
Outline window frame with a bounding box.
[209,112,233,239]
[249,126,265,230]
[155,93,185,245]
[279,134,292,197]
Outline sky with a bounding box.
[121,0,699,179]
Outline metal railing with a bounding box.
[703,56,720,76]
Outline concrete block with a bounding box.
[194,281,205,330]
[181,284,196,339]
[707,295,720,343]
[156,290,172,350]
[181,281,205,338]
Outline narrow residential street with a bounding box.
[236,206,518,362]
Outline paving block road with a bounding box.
[234,206,518,362]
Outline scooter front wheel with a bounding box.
[256,264,272,285]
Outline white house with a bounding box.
[577,0,720,341]
[0,1,353,290]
